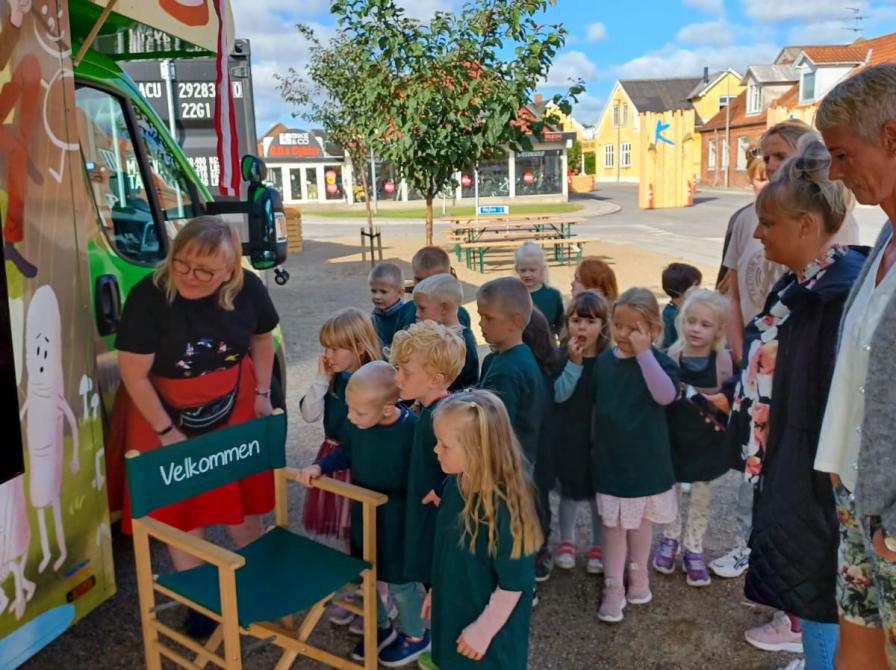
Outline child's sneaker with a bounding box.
[554,541,576,570]
[597,579,626,623]
[329,603,354,626]
[417,651,439,670]
[652,537,680,574]
[351,624,397,662]
[626,563,652,605]
[348,615,364,636]
[744,610,804,653]
[535,546,553,583]
[379,630,432,667]
[682,550,711,587]
[586,546,604,575]
[709,544,751,578]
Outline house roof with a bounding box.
[686,69,741,100]
[854,31,896,68]
[742,64,799,85]
[619,77,703,114]
[801,45,869,64]
[699,89,767,132]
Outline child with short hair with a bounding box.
[369,261,406,347]
[299,307,382,538]
[593,288,680,623]
[571,257,619,301]
[423,390,541,670]
[298,361,429,666]
[397,246,471,330]
[413,273,479,390]
[654,288,733,587]
[476,277,546,466]
[390,321,466,586]
[660,263,703,351]
[552,291,612,575]
[514,242,564,336]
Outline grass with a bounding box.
[308,202,583,219]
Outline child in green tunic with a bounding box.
[423,390,542,670]
[514,241,565,336]
[396,246,471,332]
[476,277,546,466]
[390,321,467,586]
[593,288,680,624]
[298,361,431,667]
[412,274,480,391]
[659,263,702,351]
[369,261,406,348]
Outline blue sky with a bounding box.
[235,0,896,136]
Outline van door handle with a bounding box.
[95,275,122,336]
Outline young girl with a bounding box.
[552,291,611,575]
[515,242,564,336]
[571,257,619,302]
[299,306,381,538]
[592,288,680,623]
[424,390,542,669]
[654,288,733,587]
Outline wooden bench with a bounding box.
[459,237,600,272]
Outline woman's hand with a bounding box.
[872,530,896,562]
[629,321,653,355]
[567,336,586,365]
[421,590,432,620]
[255,394,273,418]
[159,426,188,447]
[703,393,731,415]
[456,635,484,661]
[297,465,322,488]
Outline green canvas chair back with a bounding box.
[126,413,287,518]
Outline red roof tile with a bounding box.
[802,45,868,64]
[699,90,767,132]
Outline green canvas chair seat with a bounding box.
[156,527,370,628]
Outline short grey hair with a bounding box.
[817,64,896,144]
[413,273,464,307]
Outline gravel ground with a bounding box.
[23,220,797,670]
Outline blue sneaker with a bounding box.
[379,630,432,667]
[350,624,397,662]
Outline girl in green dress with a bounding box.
[514,241,565,337]
[424,390,542,669]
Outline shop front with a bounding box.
[259,127,353,204]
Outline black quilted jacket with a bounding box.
[744,248,866,623]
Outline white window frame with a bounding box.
[800,69,816,104]
[719,95,735,110]
[737,136,750,171]
[604,144,615,168]
[747,81,762,115]
[620,142,632,168]
[612,103,620,128]
[621,103,628,127]
[708,140,717,170]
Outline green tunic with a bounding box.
[552,354,597,500]
[479,344,546,464]
[530,285,565,335]
[343,406,418,583]
[397,301,472,331]
[323,372,350,440]
[451,327,480,392]
[373,302,405,347]
[661,302,679,351]
[403,399,446,583]
[432,477,534,670]
[591,347,680,498]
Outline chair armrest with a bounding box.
[138,517,246,570]
[281,469,388,507]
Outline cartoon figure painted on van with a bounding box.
[0,475,35,620]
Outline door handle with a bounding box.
[95,275,122,336]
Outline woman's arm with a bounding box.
[726,270,745,365]
[119,351,185,446]
[250,331,275,417]
[457,588,522,659]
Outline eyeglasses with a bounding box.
[171,258,225,283]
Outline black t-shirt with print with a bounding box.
[115,272,279,379]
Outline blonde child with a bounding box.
[551,291,612,574]
[571,257,619,301]
[299,307,381,538]
[422,390,542,669]
[592,288,680,623]
[398,246,471,331]
[660,263,703,351]
[412,273,479,390]
[390,322,466,586]
[298,362,429,666]
[654,288,733,587]
[514,242,564,336]
[369,261,405,347]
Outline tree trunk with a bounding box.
[425,194,434,246]
[358,150,374,236]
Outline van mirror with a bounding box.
[243,155,289,284]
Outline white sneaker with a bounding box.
[709,545,750,578]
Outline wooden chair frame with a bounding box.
[128,447,387,670]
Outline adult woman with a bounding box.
[815,63,896,670]
[716,150,767,291]
[116,216,279,635]
[728,139,866,669]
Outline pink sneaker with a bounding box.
[744,611,803,653]
[598,579,626,623]
[586,546,604,575]
[554,541,576,570]
[626,563,652,605]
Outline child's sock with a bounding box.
[601,523,628,584]
[588,498,602,546]
[628,521,654,573]
[558,497,578,543]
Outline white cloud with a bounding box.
[585,22,607,43]
[612,42,778,79]
[569,93,603,126]
[541,51,598,87]
[676,20,734,46]
[683,0,724,14]
[742,0,866,23]
[787,21,856,45]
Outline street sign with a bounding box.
[477,205,509,215]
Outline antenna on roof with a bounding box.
[844,7,867,36]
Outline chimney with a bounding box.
[703,66,709,83]
[534,93,543,106]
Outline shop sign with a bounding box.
[461,174,473,187]
[384,181,396,194]
[477,205,509,215]
[522,171,535,185]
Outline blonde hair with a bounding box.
[476,277,533,324]
[614,287,663,345]
[817,64,896,144]
[670,287,730,354]
[346,360,399,406]
[390,321,466,385]
[575,258,619,301]
[433,390,543,559]
[514,241,550,283]
[761,119,815,152]
[319,307,382,372]
[756,137,850,237]
[413,273,463,308]
[747,153,767,182]
[154,215,243,310]
[368,262,403,290]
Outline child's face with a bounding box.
[515,260,544,290]
[345,387,390,429]
[612,305,655,356]
[570,271,584,297]
[370,280,402,311]
[682,303,720,351]
[414,294,444,323]
[567,313,603,351]
[323,345,356,374]
[477,300,521,349]
[434,417,468,475]
[395,353,443,401]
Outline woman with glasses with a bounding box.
[114,215,280,638]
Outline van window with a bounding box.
[75,86,163,264]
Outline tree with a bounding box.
[567,139,582,172]
[332,0,584,245]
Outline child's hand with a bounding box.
[703,393,730,415]
[628,320,653,355]
[421,590,432,620]
[568,336,586,364]
[297,465,322,487]
[317,355,333,380]
[456,634,484,661]
[422,489,442,508]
